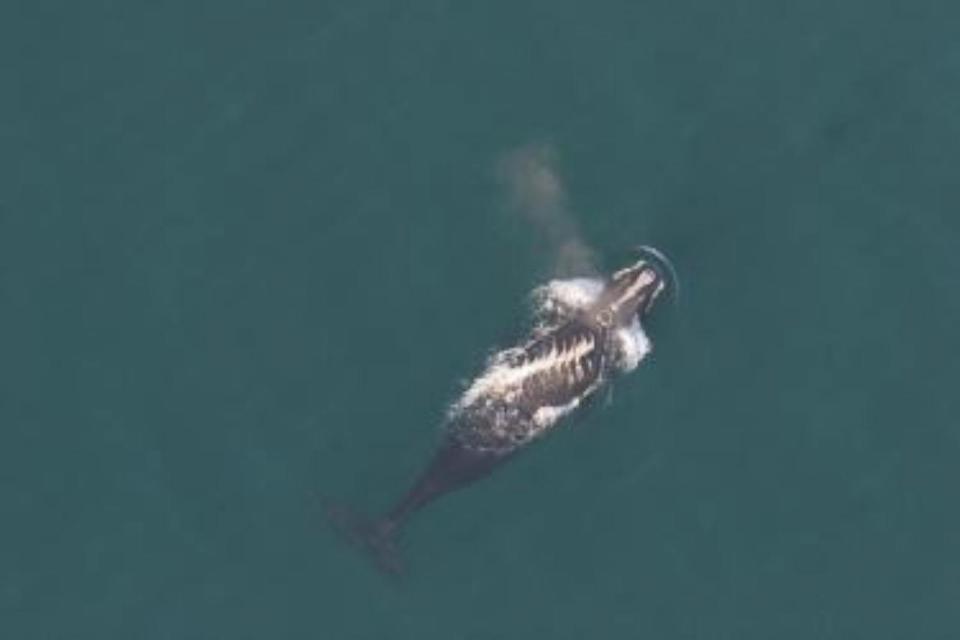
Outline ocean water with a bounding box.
[3,1,959,638]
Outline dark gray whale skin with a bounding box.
[325,255,667,575]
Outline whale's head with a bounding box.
[591,248,673,327]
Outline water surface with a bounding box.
[3,1,958,638]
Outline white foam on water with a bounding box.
[532,277,604,317]
[533,396,582,428]
[613,317,651,372]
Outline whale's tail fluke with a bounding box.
[322,499,403,576]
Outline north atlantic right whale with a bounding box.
[325,247,674,574]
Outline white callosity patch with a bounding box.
[608,268,658,319]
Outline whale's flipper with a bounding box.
[322,499,403,576]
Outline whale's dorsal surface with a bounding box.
[325,251,672,575]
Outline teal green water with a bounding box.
[3,1,959,638]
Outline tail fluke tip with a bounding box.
[322,498,404,577]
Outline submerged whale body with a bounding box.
[325,251,671,574]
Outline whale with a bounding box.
[324,249,672,574]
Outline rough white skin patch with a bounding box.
[608,268,658,319]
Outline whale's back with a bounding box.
[449,318,610,453]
